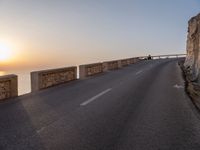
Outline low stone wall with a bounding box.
[121,59,129,67]
[117,60,122,68]
[31,67,77,92]
[0,56,143,99]
[127,58,139,64]
[128,58,135,64]
[103,60,119,71]
[0,75,18,101]
[79,63,103,79]
[134,57,140,63]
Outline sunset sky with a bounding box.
[0,0,199,70]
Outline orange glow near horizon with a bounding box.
[0,71,6,76]
[0,43,12,62]
[0,39,26,67]
[0,39,17,64]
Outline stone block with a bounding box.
[79,63,103,79]
[0,74,18,101]
[118,60,122,68]
[31,67,77,92]
[121,59,129,67]
[103,60,119,72]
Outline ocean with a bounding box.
[1,70,31,95]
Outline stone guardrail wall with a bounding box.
[128,58,140,64]
[31,67,77,92]
[139,54,186,60]
[134,58,141,63]
[0,55,183,101]
[79,63,103,79]
[128,58,135,64]
[121,59,129,67]
[103,60,119,72]
[0,75,18,101]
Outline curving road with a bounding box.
[0,58,200,150]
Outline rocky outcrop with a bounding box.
[184,13,200,109]
[184,13,200,82]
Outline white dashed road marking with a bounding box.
[173,84,184,89]
[80,88,112,106]
[136,70,143,75]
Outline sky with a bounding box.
[0,0,200,70]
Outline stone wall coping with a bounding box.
[103,60,119,63]
[79,63,102,67]
[121,58,129,61]
[31,66,77,74]
[0,74,18,80]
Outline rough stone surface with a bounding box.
[0,75,18,101]
[103,61,119,71]
[79,63,103,79]
[0,81,11,100]
[31,67,77,92]
[184,13,200,110]
[129,58,135,64]
[121,59,129,67]
[129,58,140,64]
[184,13,200,82]
[187,82,200,108]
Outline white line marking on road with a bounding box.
[80,88,112,106]
[136,70,143,75]
[36,126,46,134]
[173,84,184,89]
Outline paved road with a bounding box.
[0,59,200,150]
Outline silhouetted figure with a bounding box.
[147,55,152,60]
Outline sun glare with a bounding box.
[0,43,12,62]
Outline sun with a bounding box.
[0,43,12,62]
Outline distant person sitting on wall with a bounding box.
[147,55,152,60]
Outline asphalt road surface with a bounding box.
[0,58,200,150]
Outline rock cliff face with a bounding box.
[184,13,200,109]
[184,13,200,82]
